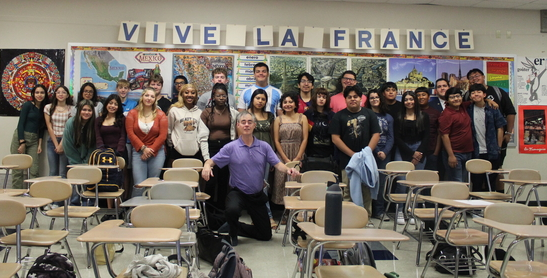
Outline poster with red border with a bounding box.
[519,105,547,154]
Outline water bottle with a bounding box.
[324,183,342,235]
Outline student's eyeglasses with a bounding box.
[174,82,186,86]
[300,80,313,84]
[342,77,357,82]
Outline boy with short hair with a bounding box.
[467,84,506,191]
[148,74,171,113]
[438,88,473,182]
[117,79,137,116]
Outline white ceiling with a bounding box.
[304,0,547,10]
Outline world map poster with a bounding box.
[0,49,64,116]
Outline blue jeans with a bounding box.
[444,151,472,182]
[131,146,166,197]
[47,137,68,178]
[394,142,426,194]
[372,152,391,217]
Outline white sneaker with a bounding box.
[409,218,416,225]
[397,214,406,225]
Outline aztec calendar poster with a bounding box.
[0,49,64,116]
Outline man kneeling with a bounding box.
[202,111,299,246]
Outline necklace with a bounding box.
[214,106,227,115]
[143,113,152,118]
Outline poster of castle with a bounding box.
[388,58,435,94]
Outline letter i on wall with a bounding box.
[145,22,166,44]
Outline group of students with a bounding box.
[10,64,515,233]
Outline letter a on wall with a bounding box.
[279,26,299,48]
[145,22,166,44]
[380,29,400,50]
[118,21,140,43]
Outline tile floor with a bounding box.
[4,210,545,278]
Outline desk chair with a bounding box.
[31,179,99,268]
[131,204,197,268]
[505,169,541,203]
[379,161,415,230]
[148,182,201,232]
[2,154,32,191]
[482,203,546,278]
[164,168,208,226]
[466,159,511,201]
[421,182,489,278]
[300,170,337,184]
[0,262,21,278]
[0,196,80,278]
[316,265,384,278]
[172,158,202,168]
[398,170,439,265]
[71,164,125,220]
[291,204,368,278]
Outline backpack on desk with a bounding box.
[88,148,121,192]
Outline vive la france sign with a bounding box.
[118,21,474,51]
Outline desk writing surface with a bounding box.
[283,196,325,210]
[77,224,181,243]
[67,164,119,169]
[298,222,409,242]
[0,165,18,169]
[24,177,89,184]
[377,169,411,175]
[285,181,346,189]
[473,218,547,238]
[0,196,52,208]
[1,189,27,196]
[120,197,194,208]
[136,178,198,188]
[420,196,503,209]
[501,179,547,185]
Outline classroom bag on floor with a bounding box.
[88,148,122,192]
[26,253,76,278]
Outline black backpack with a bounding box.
[26,253,76,278]
[88,148,122,192]
[208,244,252,278]
[197,228,231,264]
[426,243,480,275]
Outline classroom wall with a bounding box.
[1,0,546,186]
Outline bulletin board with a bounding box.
[67,44,515,103]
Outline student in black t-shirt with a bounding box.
[329,85,381,215]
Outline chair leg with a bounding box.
[393,204,399,231]
[2,247,10,263]
[63,238,81,278]
[114,198,119,219]
[454,247,460,278]
[416,221,426,266]
[421,241,438,278]
[379,201,391,229]
[49,218,56,230]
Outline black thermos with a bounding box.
[324,183,342,235]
